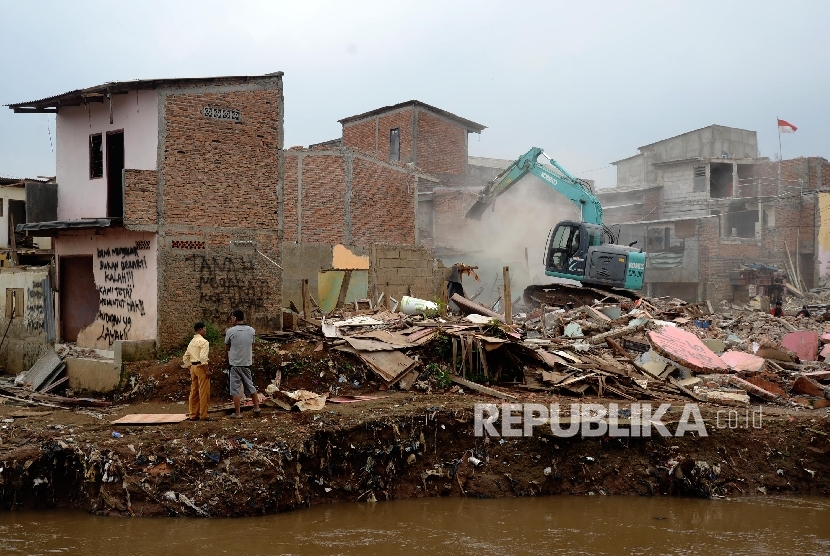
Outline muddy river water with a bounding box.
[2,496,829,555]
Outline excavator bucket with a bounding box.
[464,198,492,220]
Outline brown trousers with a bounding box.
[188,364,210,419]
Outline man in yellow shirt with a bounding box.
[182,322,211,420]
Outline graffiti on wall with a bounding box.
[25,280,45,333]
[95,246,148,345]
[186,254,268,322]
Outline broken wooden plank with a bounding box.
[450,375,518,400]
[450,293,505,323]
[588,320,649,345]
[111,414,188,425]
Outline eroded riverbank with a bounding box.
[1,394,829,517]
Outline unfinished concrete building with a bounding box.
[598,125,830,303]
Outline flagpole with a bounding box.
[777,116,782,192]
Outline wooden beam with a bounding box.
[12,107,57,113]
[451,375,518,400]
[503,266,512,324]
[301,279,310,319]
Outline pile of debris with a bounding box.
[276,288,830,410]
[1,347,111,410]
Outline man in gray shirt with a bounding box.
[225,309,261,418]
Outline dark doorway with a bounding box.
[7,200,25,247]
[106,130,124,218]
[59,256,99,342]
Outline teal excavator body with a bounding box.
[465,147,646,292]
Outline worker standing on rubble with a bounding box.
[183,322,211,421]
[226,309,261,419]
[771,301,784,317]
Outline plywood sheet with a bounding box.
[111,413,188,425]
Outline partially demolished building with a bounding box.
[598,125,830,303]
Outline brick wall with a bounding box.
[416,110,466,175]
[156,78,283,348]
[342,118,377,157]
[299,153,347,243]
[351,157,415,245]
[341,107,468,175]
[124,169,158,228]
[283,154,299,243]
[283,148,417,248]
[342,109,414,162]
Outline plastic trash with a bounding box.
[400,296,438,315]
[112,431,123,438]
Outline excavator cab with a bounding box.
[545,221,645,290]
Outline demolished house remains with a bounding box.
[2,75,830,516]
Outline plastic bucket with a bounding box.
[401,296,438,315]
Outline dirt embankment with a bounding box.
[2,337,829,517]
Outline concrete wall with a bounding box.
[640,126,757,163]
[0,267,51,373]
[55,90,158,220]
[372,244,444,304]
[659,163,709,219]
[281,243,444,312]
[0,185,51,250]
[56,228,158,349]
[819,192,830,283]
[614,155,648,188]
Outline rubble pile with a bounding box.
[272,290,830,411]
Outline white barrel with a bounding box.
[400,295,438,315]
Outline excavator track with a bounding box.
[522,282,640,309]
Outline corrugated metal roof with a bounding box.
[7,72,284,112]
[338,100,486,133]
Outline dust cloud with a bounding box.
[449,176,581,306]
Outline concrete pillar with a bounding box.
[732,162,738,198]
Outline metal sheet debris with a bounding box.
[15,350,64,391]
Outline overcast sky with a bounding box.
[1,0,828,188]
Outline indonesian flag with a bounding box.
[778,119,797,133]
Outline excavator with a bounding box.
[465,147,647,307]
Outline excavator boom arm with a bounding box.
[465,147,604,225]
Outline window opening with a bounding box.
[710,162,733,198]
[90,134,103,179]
[106,131,125,218]
[389,128,400,162]
[5,288,23,319]
[693,166,706,192]
[726,203,759,238]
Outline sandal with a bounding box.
[253,408,262,415]
[231,413,243,419]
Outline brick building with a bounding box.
[598,125,830,303]
[10,74,286,350]
[336,100,486,248]
[9,79,462,351]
